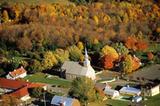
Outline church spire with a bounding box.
[84,47,90,67]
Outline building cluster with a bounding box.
[0,78,47,101]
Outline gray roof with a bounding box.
[62,61,88,76]
[51,95,74,106]
[128,64,160,80]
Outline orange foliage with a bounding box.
[147,52,154,60]
[132,55,141,71]
[125,37,137,51]
[102,55,116,69]
[136,40,148,51]
[124,37,148,51]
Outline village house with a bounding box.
[6,66,27,80]
[51,95,80,106]
[61,48,96,80]
[119,85,141,96]
[104,88,120,99]
[0,78,47,101]
[143,82,160,96]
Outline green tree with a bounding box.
[28,59,43,73]
[69,77,97,105]
[67,45,83,61]
[42,51,58,70]
[112,43,129,56]
[121,55,133,74]
[28,87,44,98]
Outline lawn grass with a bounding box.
[145,94,160,106]
[88,99,129,106]
[24,73,71,88]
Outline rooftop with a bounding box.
[9,66,26,78]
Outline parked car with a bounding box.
[132,96,142,103]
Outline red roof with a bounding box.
[10,86,29,99]
[0,78,27,89]
[0,78,46,99]
[9,66,26,78]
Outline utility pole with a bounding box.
[43,91,46,106]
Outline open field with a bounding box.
[24,73,71,88]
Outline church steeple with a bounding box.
[84,47,90,67]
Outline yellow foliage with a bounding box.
[101,45,119,59]
[156,27,160,33]
[77,41,84,51]
[93,15,99,25]
[93,38,99,44]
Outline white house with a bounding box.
[104,88,120,98]
[51,95,80,106]
[62,48,96,80]
[6,66,27,79]
[119,86,141,96]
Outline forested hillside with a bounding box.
[0,0,160,76]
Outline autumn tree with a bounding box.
[69,77,97,105]
[102,55,115,69]
[121,55,133,74]
[147,52,154,60]
[0,95,21,106]
[67,45,83,61]
[77,41,84,51]
[54,49,69,64]
[101,45,119,59]
[2,10,9,22]
[28,59,43,73]
[121,54,141,74]
[42,51,58,70]
[16,36,32,51]
[112,43,129,56]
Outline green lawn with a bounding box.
[145,94,160,106]
[24,73,71,88]
[89,99,129,106]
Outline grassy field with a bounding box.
[145,94,160,106]
[89,99,129,106]
[24,73,71,88]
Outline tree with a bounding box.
[42,51,58,70]
[67,45,83,61]
[2,10,9,22]
[121,55,133,74]
[0,95,21,106]
[69,77,97,105]
[101,45,119,59]
[102,55,115,69]
[28,59,43,73]
[112,43,129,56]
[77,41,84,51]
[28,87,44,98]
[17,36,32,51]
[147,52,154,60]
[54,49,69,64]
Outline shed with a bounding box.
[119,86,141,96]
[104,88,120,98]
[51,95,80,106]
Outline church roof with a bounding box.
[62,61,88,76]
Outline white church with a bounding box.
[61,48,96,80]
